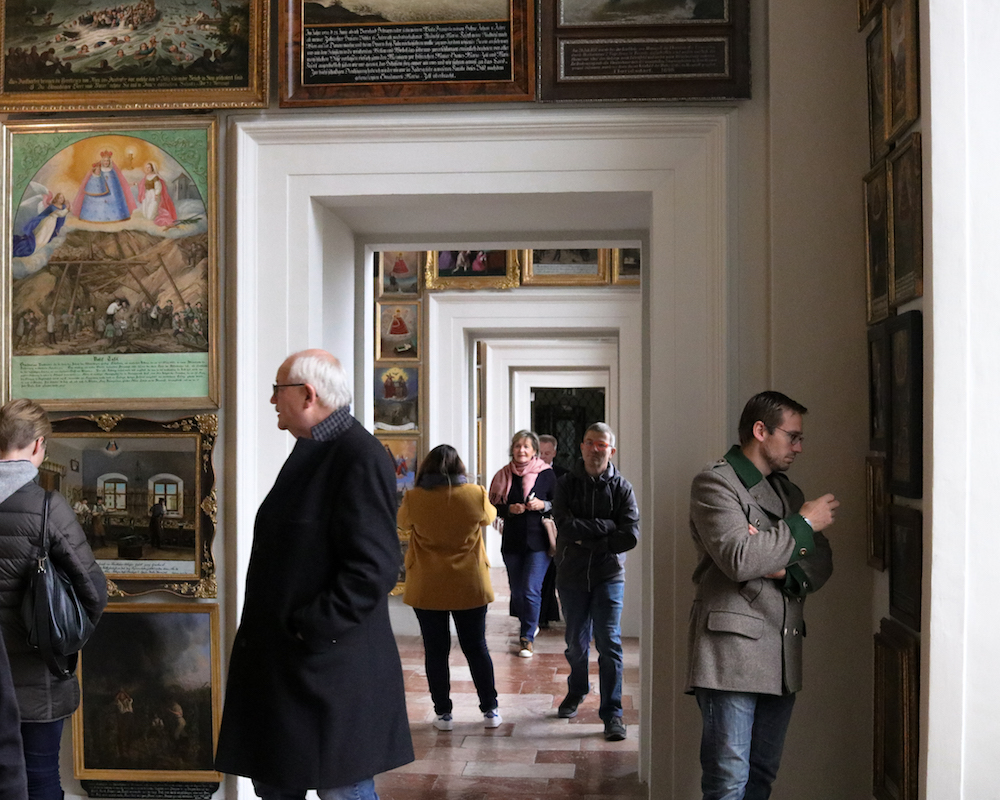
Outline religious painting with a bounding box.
[888,310,922,498]
[864,160,890,323]
[377,434,418,509]
[279,0,534,106]
[887,132,923,308]
[73,603,221,783]
[3,117,219,410]
[612,247,640,286]
[883,0,919,144]
[866,454,888,571]
[0,0,267,111]
[888,504,921,632]
[522,248,609,286]
[874,617,919,800]
[425,249,519,290]
[376,301,419,361]
[866,18,888,164]
[867,319,890,454]
[859,0,882,31]
[540,0,750,101]
[377,250,423,297]
[49,414,217,597]
[374,363,418,432]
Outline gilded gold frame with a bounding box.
[425,250,520,291]
[611,248,641,286]
[522,248,610,286]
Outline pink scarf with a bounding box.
[489,456,552,506]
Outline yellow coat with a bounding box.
[397,483,497,610]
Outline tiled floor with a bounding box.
[377,569,645,800]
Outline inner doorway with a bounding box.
[531,386,607,473]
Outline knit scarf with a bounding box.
[489,456,551,506]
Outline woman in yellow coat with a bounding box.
[397,445,499,731]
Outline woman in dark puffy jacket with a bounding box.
[0,399,107,800]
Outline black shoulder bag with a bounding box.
[21,491,96,680]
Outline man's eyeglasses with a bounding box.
[272,383,305,395]
[582,439,612,452]
[774,427,804,446]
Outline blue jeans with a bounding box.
[503,549,551,641]
[694,689,797,800]
[559,580,625,722]
[22,719,63,800]
[413,606,498,714]
[253,778,377,799]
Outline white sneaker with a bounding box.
[518,638,533,658]
[484,709,502,728]
[433,713,453,731]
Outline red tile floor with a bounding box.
[376,568,645,800]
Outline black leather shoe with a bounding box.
[557,693,587,718]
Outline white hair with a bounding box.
[288,353,352,409]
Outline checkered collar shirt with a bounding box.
[309,405,354,443]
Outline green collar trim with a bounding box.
[724,445,764,489]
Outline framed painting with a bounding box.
[612,247,641,286]
[888,310,922,498]
[425,250,519,290]
[377,434,419,509]
[374,363,418,432]
[377,251,423,297]
[866,454,888,570]
[540,0,750,101]
[868,319,890,453]
[279,0,534,106]
[376,301,419,361]
[0,0,267,111]
[883,0,919,144]
[874,617,919,800]
[888,504,922,631]
[49,414,217,597]
[859,0,883,31]
[866,18,888,164]
[390,530,410,597]
[522,248,609,286]
[888,132,923,308]
[73,603,221,783]
[3,117,219,410]
[864,160,890,323]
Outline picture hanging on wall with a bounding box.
[864,159,890,324]
[377,251,423,297]
[376,434,419,510]
[888,504,921,632]
[48,414,217,597]
[883,0,920,144]
[0,0,268,111]
[279,0,535,106]
[374,363,419,432]
[522,248,610,286]
[859,0,883,31]
[73,603,221,783]
[867,319,891,454]
[866,19,889,164]
[866,454,888,570]
[539,0,750,101]
[888,132,923,308]
[425,250,520,291]
[3,117,220,410]
[376,301,419,361]
[612,248,641,286]
[888,310,922,498]
[873,616,919,800]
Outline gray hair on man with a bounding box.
[585,422,616,447]
[288,352,353,410]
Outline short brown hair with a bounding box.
[0,398,51,453]
[737,391,807,446]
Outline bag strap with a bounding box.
[34,492,71,680]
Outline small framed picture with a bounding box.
[888,504,922,632]
[888,310,922,498]
[612,248,641,286]
[884,0,920,144]
[376,302,419,361]
[377,251,423,297]
[376,435,419,509]
[866,19,888,163]
[374,363,419,433]
[868,320,891,453]
[874,617,919,800]
[425,250,520,291]
[73,603,221,783]
[523,248,609,286]
[866,455,888,571]
[864,160,890,323]
[888,133,923,308]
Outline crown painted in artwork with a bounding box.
[100,150,113,157]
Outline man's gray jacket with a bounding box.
[686,446,833,696]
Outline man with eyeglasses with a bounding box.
[552,422,639,741]
[215,349,413,800]
[687,391,838,800]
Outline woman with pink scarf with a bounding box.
[489,430,555,659]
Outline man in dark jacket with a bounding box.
[215,349,413,799]
[552,423,639,741]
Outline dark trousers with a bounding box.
[413,606,498,715]
[22,719,63,800]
